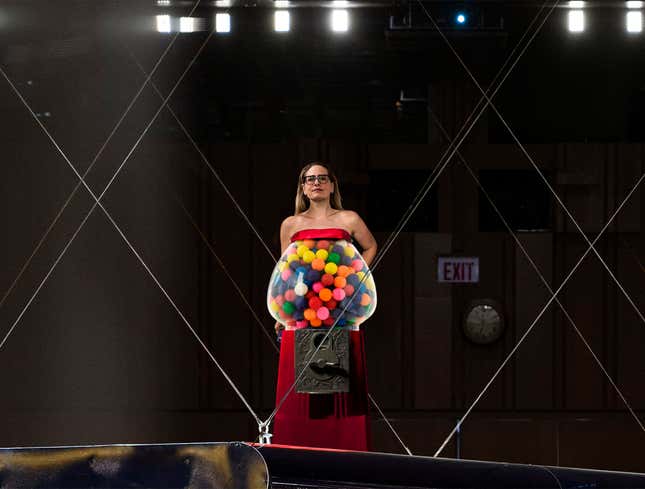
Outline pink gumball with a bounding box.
[296,320,308,329]
[281,269,292,281]
[317,307,330,320]
[332,288,346,301]
[284,289,296,302]
[351,260,364,272]
[275,294,285,306]
[312,282,324,293]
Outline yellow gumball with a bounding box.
[324,262,338,275]
[270,301,280,312]
[297,244,308,257]
[366,276,376,290]
[357,271,365,281]
[287,253,299,263]
[303,250,316,263]
[344,246,355,258]
[278,261,288,272]
[315,249,329,261]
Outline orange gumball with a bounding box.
[360,293,371,306]
[310,317,322,327]
[311,258,325,271]
[334,276,347,288]
[303,239,316,249]
[319,288,333,302]
[304,308,317,321]
[336,265,350,278]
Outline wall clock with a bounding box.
[463,299,505,345]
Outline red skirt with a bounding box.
[273,329,370,451]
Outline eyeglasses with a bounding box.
[302,174,330,185]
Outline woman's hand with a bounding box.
[275,321,284,336]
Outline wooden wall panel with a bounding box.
[514,233,555,409]
[413,233,453,410]
[562,237,606,410]
[558,144,606,233]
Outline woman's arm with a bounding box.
[347,211,377,266]
[279,216,295,254]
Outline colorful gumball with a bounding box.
[310,317,322,327]
[336,265,350,277]
[270,300,280,313]
[344,284,355,297]
[297,244,308,257]
[328,252,341,265]
[326,298,337,310]
[333,287,346,301]
[303,239,316,249]
[317,307,330,320]
[352,259,364,272]
[304,308,317,321]
[321,273,334,287]
[294,282,308,296]
[344,246,355,258]
[311,258,325,271]
[305,290,315,299]
[334,276,347,288]
[319,288,332,302]
[315,249,329,261]
[295,296,307,310]
[324,262,338,275]
[323,317,335,326]
[312,282,324,293]
[281,269,292,281]
[283,302,296,315]
[303,250,316,263]
[360,293,371,306]
[317,240,330,251]
[284,289,296,302]
[275,294,285,306]
[296,320,308,328]
[309,297,323,310]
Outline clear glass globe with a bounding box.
[267,237,377,328]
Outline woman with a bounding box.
[270,162,377,451]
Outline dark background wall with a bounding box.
[0,0,644,473]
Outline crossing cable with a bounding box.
[433,173,645,457]
[0,0,204,314]
[0,33,263,427]
[372,0,555,273]
[119,45,410,450]
[414,0,645,331]
[428,109,645,435]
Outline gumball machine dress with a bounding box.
[267,228,377,451]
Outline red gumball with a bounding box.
[309,296,323,310]
[305,290,315,299]
[325,299,338,310]
[323,317,335,326]
[321,273,334,287]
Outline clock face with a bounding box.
[463,302,504,345]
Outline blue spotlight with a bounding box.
[455,12,467,25]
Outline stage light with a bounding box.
[569,1,585,7]
[275,10,290,32]
[216,13,231,33]
[180,17,195,32]
[274,0,290,6]
[157,0,171,5]
[331,9,349,32]
[627,1,643,8]
[455,12,467,25]
[627,10,642,32]
[156,15,171,33]
[568,10,584,32]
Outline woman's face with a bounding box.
[302,164,334,202]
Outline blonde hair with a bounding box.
[294,162,343,214]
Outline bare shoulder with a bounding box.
[337,209,362,229]
[280,215,298,235]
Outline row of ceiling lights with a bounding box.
[156,1,644,35]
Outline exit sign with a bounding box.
[437,257,479,283]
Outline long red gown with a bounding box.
[272,228,371,451]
